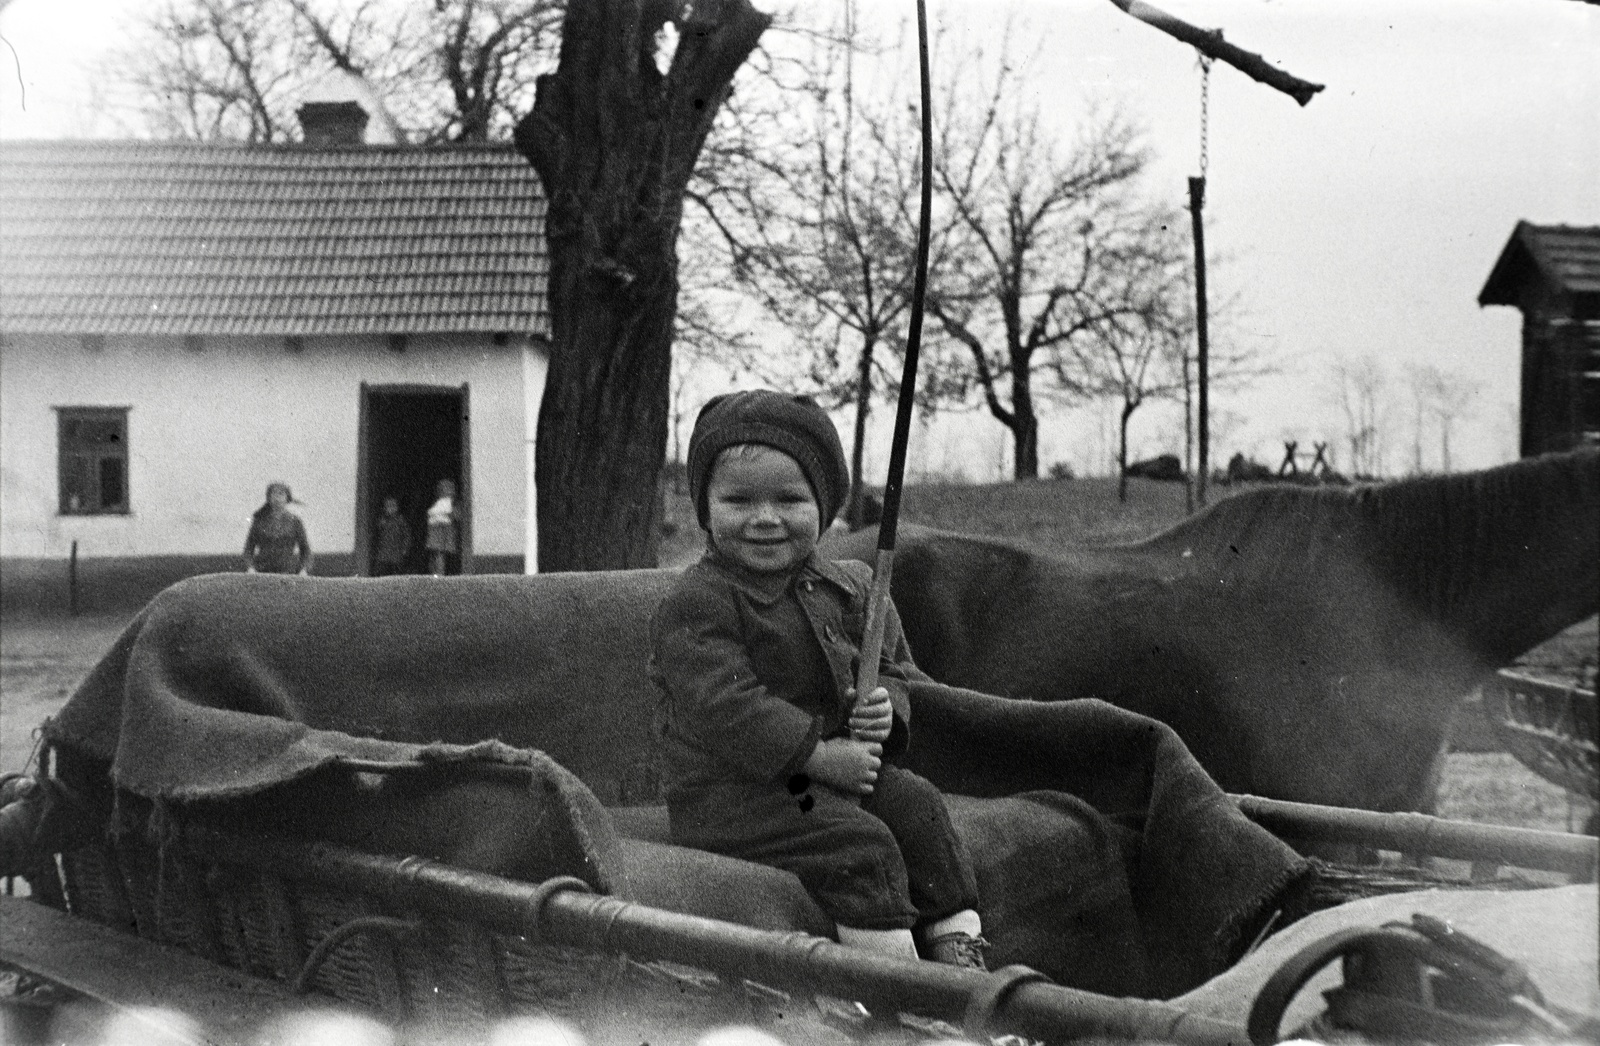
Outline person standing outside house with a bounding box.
[425,479,460,577]
[243,482,313,575]
[373,495,412,576]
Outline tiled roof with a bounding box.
[1479,221,1600,306]
[0,140,548,337]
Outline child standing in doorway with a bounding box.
[373,496,412,576]
[425,479,459,577]
[650,390,986,968]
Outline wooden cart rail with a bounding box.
[1232,794,1599,882]
[168,824,1248,1045]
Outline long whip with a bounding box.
[853,0,933,706]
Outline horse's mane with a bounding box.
[1143,448,1600,618]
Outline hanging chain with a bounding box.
[1197,51,1213,179]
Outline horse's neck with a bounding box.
[1356,452,1599,661]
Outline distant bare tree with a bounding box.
[693,5,959,524]
[1405,363,1481,473]
[114,0,562,143]
[1326,354,1390,478]
[1206,407,1248,468]
[1054,225,1269,503]
[1172,277,1258,506]
[121,0,308,141]
[923,42,1181,480]
[1054,211,1191,500]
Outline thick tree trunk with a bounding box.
[1010,364,1038,480]
[534,285,677,568]
[515,0,770,570]
[1117,399,1136,502]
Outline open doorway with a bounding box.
[356,384,471,575]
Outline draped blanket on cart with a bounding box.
[45,570,1307,998]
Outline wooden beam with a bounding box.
[1108,0,1324,106]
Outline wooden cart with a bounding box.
[4,758,1594,1046]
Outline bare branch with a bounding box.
[113,0,563,144]
[287,0,361,72]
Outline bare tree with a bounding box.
[115,0,563,143]
[691,6,955,524]
[515,0,770,570]
[1326,354,1389,479]
[1206,407,1248,469]
[121,0,310,141]
[922,44,1176,480]
[1103,330,1187,501]
[667,214,760,470]
[1059,211,1193,500]
[1405,363,1481,473]
[1169,271,1257,505]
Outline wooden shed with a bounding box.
[1479,222,1600,456]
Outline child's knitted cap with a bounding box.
[687,390,849,532]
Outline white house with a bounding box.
[0,105,550,608]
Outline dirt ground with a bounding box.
[1,612,131,778]
[2,608,1593,834]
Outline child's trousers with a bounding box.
[669,763,979,931]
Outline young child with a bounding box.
[373,496,412,576]
[650,390,986,968]
[425,480,459,577]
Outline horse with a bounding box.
[826,449,1600,812]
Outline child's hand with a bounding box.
[847,686,893,743]
[803,738,882,796]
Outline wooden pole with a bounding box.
[855,0,933,704]
[1232,795,1598,881]
[1188,177,1210,507]
[68,540,79,617]
[1183,343,1195,513]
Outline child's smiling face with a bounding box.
[706,444,821,575]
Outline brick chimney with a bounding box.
[297,101,371,146]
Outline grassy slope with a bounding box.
[896,475,1213,549]
[664,475,1213,568]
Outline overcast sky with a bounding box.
[2,0,1597,478]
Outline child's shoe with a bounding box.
[923,931,989,970]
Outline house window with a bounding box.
[58,407,130,515]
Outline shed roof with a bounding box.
[1479,221,1600,307]
[0,140,547,337]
